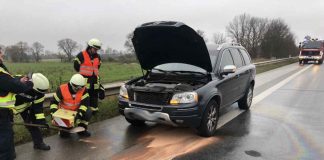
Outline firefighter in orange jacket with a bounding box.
[50,74,91,138]
[73,38,105,114]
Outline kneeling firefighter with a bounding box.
[50,74,91,138]
[13,73,51,150]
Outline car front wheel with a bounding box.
[197,99,219,137]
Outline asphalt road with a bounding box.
[16,63,323,160]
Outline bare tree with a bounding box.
[56,52,66,62]
[226,14,250,46]
[31,42,44,62]
[227,13,268,58]
[213,33,226,44]
[261,19,297,58]
[124,33,135,54]
[57,38,78,62]
[196,29,208,43]
[5,42,30,62]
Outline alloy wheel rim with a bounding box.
[247,87,253,107]
[207,105,217,132]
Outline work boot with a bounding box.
[34,142,51,151]
[78,130,91,137]
[59,131,70,138]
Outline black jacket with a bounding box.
[0,63,33,97]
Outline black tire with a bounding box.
[319,60,323,64]
[238,85,254,110]
[197,99,219,137]
[125,117,146,126]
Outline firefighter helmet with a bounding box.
[69,74,86,87]
[32,73,49,93]
[88,38,102,50]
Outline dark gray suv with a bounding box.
[118,21,256,137]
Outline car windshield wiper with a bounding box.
[170,70,207,76]
[151,68,168,73]
[151,68,179,75]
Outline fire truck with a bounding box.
[299,40,324,65]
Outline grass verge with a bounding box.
[256,59,298,74]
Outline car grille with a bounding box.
[131,91,171,105]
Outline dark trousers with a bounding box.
[0,109,15,160]
[20,109,44,145]
[88,88,99,111]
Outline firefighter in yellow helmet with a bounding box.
[0,47,34,159]
[13,73,50,151]
[50,74,91,138]
[73,38,105,114]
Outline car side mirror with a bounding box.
[221,65,236,76]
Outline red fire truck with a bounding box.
[299,40,324,65]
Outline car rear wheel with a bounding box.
[197,99,219,137]
[125,117,146,126]
[238,85,254,110]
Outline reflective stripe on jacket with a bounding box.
[59,84,85,111]
[12,96,45,115]
[79,50,99,76]
[0,67,16,109]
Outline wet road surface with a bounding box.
[16,63,323,160]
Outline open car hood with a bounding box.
[132,21,212,72]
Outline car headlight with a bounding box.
[170,92,198,105]
[119,84,129,99]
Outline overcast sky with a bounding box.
[0,0,323,52]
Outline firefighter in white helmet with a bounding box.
[14,73,51,151]
[73,38,105,115]
[50,74,91,138]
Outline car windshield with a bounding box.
[153,63,207,74]
[302,41,322,49]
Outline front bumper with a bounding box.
[118,97,202,128]
[299,56,322,60]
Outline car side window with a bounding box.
[230,48,244,68]
[220,49,234,71]
[239,49,251,65]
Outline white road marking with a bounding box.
[217,65,313,129]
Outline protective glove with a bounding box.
[98,84,105,100]
[50,108,58,117]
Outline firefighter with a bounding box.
[13,73,50,150]
[73,38,105,114]
[50,74,91,138]
[0,47,34,160]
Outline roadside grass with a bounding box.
[6,62,142,92]
[13,59,298,145]
[256,59,298,74]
